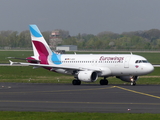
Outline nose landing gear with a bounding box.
[130,77,137,86]
[131,81,136,86]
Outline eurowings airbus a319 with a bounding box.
[9,25,154,86]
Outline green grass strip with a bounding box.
[0,112,160,120]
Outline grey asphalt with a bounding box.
[0,83,160,113]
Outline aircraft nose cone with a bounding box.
[141,64,154,75]
[147,64,154,74]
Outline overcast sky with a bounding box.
[0,0,160,35]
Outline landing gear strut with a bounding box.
[100,77,108,85]
[72,79,81,85]
[130,76,138,86]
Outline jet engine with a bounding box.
[78,71,98,82]
[116,76,138,82]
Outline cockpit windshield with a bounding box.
[135,60,149,63]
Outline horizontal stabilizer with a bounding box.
[9,60,20,65]
[9,60,29,66]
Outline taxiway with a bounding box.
[0,83,160,113]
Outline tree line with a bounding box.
[1,29,160,50]
[0,30,50,49]
[63,29,160,50]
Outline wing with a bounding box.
[9,60,102,72]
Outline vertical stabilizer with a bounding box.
[29,25,52,64]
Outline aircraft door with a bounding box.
[92,59,98,66]
[124,56,130,68]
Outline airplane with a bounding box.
[9,24,154,86]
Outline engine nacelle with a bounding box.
[78,71,98,82]
[116,76,138,82]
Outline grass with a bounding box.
[0,51,33,63]
[0,112,160,120]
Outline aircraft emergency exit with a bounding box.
[9,25,154,86]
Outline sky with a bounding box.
[0,0,160,35]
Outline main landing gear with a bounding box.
[100,77,108,85]
[72,79,81,85]
[72,77,109,85]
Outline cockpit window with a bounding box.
[135,60,149,63]
[142,60,149,63]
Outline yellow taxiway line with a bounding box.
[114,86,160,99]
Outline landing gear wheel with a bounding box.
[100,79,108,85]
[72,80,81,85]
[77,80,81,85]
[131,81,136,86]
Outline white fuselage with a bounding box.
[49,54,154,77]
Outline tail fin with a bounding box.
[29,25,52,64]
